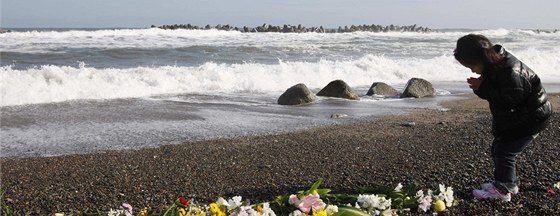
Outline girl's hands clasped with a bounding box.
[467,77,483,90]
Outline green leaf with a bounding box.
[316,188,331,196]
[300,178,330,196]
[331,206,371,216]
[307,178,323,194]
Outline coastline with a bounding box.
[1,93,559,215]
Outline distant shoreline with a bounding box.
[2,26,558,34]
[154,23,434,33]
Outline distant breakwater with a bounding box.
[152,23,435,33]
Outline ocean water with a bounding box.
[1,28,559,157]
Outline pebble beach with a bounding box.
[1,93,559,215]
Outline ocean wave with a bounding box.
[3,28,557,56]
[0,55,465,106]
[1,30,552,54]
[2,49,559,107]
[0,28,243,39]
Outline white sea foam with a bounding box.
[3,48,559,107]
[0,55,459,106]
[3,28,557,53]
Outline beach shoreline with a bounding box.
[1,93,559,215]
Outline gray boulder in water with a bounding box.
[277,83,317,105]
[400,78,435,98]
[316,80,359,100]
[366,82,399,96]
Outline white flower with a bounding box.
[325,205,339,215]
[394,183,403,192]
[444,186,454,207]
[107,209,129,216]
[357,194,392,212]
[357,194,377,210]
[230,207,251,216]
[380,208,393,216]
[107,209,118,216]
[217,197,230,207]
[261,202,277,216]
[227,196,243,211]
[232,206,261,216]
[415,190,424,199]
[554,182,560,190]
[436,184,454,207]
[289,210,303,216]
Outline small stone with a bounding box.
[330,113,348,118]
[402,122,416,127]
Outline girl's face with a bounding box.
[462,63,485,75]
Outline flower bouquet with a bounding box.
[2,179,457,216]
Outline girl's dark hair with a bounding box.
[454,34,506,70]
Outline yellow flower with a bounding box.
[257,205,263,213]
[179,208,187,216]
[209,211,226,216]
[139,209,148,216]
[209,202,226,216]
[209,202,221,213]
[194,207,206,216]
[312,209,327,216]
[434,199,446,212]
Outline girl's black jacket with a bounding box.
[474,45,552,141]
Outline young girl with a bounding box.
[454,34,552,201]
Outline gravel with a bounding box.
[1,94,559,215]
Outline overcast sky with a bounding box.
[2,0,559,29]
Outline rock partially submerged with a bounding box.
[279,77,435,105]
[366,82,399,97]
[316,80,360,100]
[277,83,317,105]
[400,78,435,98]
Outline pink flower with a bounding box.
[122,203,133,215]
[418,196,432,212]
[289,194,300,205]
[548,189,556,194]
[297,194,326,213]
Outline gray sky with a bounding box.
[1,0,559,29]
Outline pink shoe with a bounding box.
[473,184,511,202]
[481,182,519,195]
